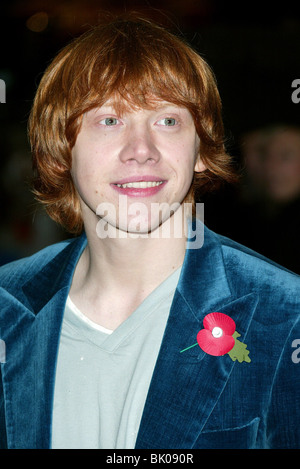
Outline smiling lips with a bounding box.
[111,177,167,197]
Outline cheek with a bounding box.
[71,146,97,200]
[175,143,199,179]
[167,147,198,199]
[71,141,101,179]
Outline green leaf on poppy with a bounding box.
[227,331,251,363]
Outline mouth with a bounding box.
[111,178,167,197]
[115,181,164,189]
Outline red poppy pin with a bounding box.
[180,312,251,363]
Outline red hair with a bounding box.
[28,13,236,234]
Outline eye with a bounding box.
[156,117,177,126]
[99,117,120,126]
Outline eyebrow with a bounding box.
[88,101,189,118]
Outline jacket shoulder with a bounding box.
[0,238,74,289]
[216,232,300,299]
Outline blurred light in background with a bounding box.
[26,11,49,32]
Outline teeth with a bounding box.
[116,181,164,188]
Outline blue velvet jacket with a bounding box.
[0,224,299,449]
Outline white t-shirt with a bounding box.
[51,267,181,449]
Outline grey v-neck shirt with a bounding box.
[51,267,181,449]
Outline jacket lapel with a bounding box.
[135,225,258,449]
[0,234,87,449]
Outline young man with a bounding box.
[0,15,299,449]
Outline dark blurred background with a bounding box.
[0,0,300,272]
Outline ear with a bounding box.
[194,157,206,173]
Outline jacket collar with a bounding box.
[21,233,87,315]
[178,222,232,315]
[14,222,227,317]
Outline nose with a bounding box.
[119,125,161,165]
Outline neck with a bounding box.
[76,207,188,293]
[69,207,189,329]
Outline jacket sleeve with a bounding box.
[0,366,7,449]
[266,315,300,448]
